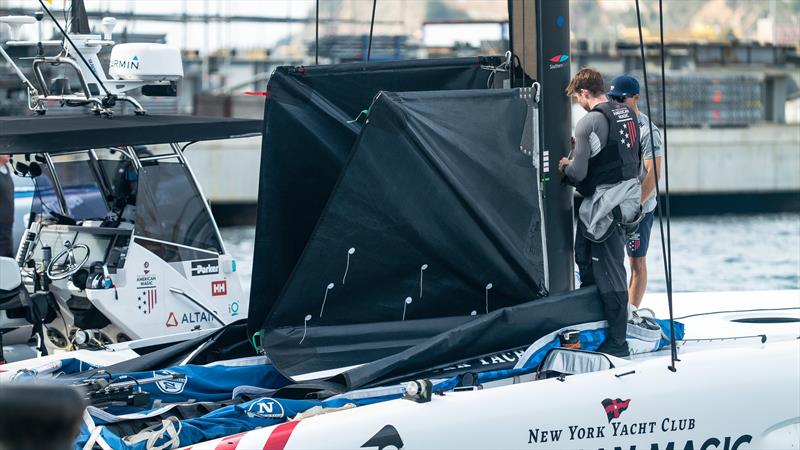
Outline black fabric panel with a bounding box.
[263,316,472,378]
[0,115,262,154]
[249,57,503,335]
[261,88,546,378]
[333,286,604,390]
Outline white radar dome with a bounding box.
[109,43,183,81]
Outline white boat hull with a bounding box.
[183,290,800,450]
[186,336,800,449]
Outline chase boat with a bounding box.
[0,3,261,365]
[0,114,261,363]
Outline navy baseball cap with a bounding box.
[608,75,640,98]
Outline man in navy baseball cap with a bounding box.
[608,75,640,100]
[608,75,664,310]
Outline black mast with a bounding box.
[509,0,574,294]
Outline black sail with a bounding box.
[257,87,547,378]
[249,57,505,336]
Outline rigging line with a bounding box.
[315,0,319,65]
[634,0,677,370]
[521,0,526,89]
[657,0,675,345]
[38,0,111,97]
[367,0,377,62]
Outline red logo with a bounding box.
[212,280,228,296]
[165,312,178,327]
[602,398,631,422]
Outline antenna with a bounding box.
[419,264,428,299]
[319,282,334,318]
[299,314,312,344]
[342,248,355,284]
[485,283,493,314]
[101,17,116,41]
[402,297,412,321]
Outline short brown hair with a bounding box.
[566,68,606,96]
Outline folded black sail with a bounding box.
[249,57,505,336]
[259,88,547,377]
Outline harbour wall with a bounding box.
[185,124,800,225]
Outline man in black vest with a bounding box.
[558,68,642,357]
[0,155,13,258]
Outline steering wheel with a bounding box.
[46,240,91,280]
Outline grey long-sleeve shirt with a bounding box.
[565,110,608,185]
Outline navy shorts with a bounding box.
[627,210,654,258]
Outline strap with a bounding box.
[123,416,182,450]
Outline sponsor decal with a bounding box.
[136,261,156,288]
[212,280,228,296]
[137,288,158,314]
[548,54,569,70]
[154,369,186,394]
[165,312,178,327]
[526,406,753,450]
[602,398,630,422]
[191,259,219,277]
[181,311,215,325]
[362,425,404,449]
[228,301,240,317]
[245,398,285,419]
[435,348,527,374]
[556,15,565,28]
[110,55,140,70]
[165,311,215,327]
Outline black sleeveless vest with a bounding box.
[577,102,641,197]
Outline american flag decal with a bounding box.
[618,117,637,151]
[628,233,641,252]
[602,398,631,422]
[138,288,158,314]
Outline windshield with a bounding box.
[30,162,64,217]
[51,158,109,220]
[135,160,222,253]
[30,151,129,222]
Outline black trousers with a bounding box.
[0,223,13,258]
[575,220,629,350]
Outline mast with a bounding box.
[508,0,574,295]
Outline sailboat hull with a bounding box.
[185,335,800,449]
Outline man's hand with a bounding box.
[558,157,571,173]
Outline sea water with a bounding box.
[222,213,800,296]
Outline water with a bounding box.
[221,213,800,297]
